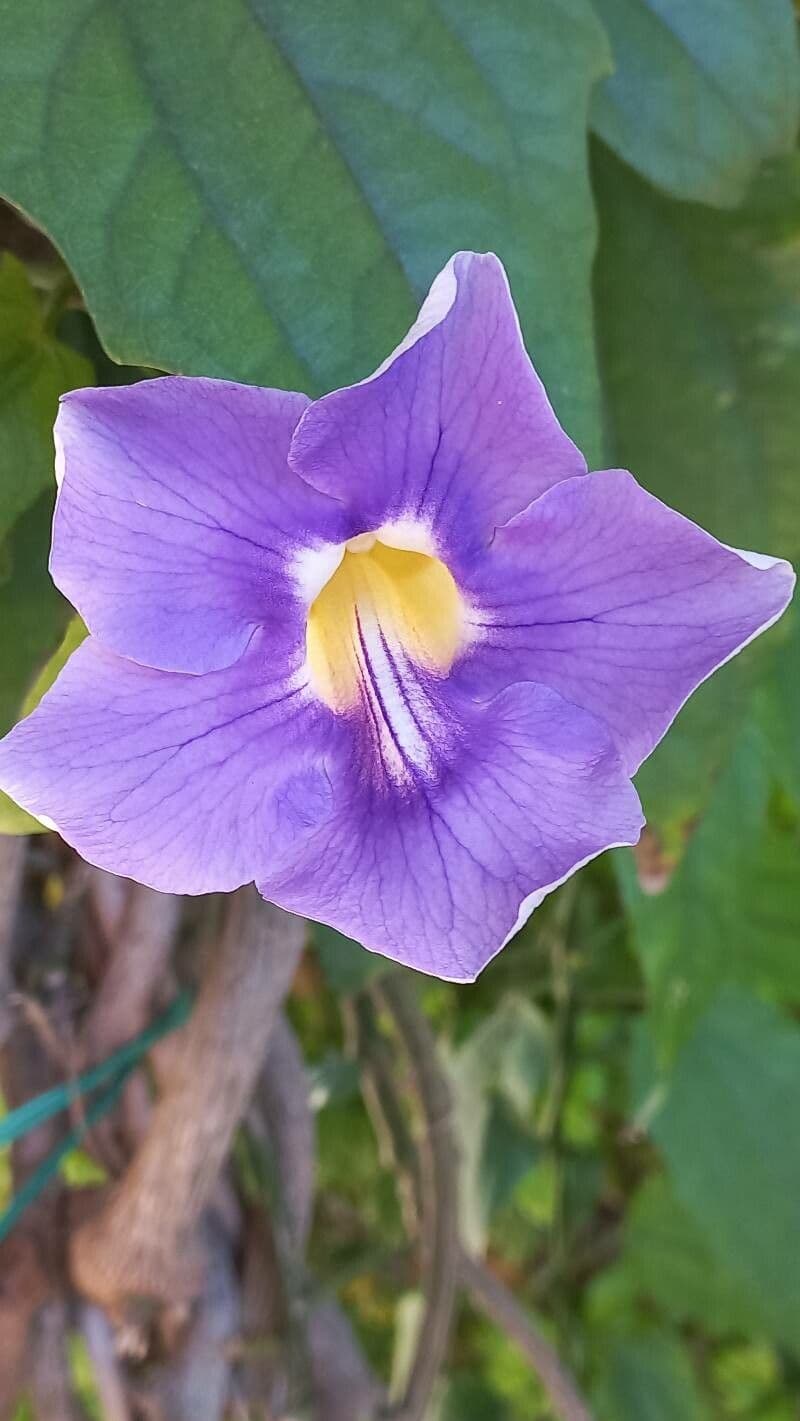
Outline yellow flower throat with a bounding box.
[307,536,463,713]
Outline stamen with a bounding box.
[346,531,378,554]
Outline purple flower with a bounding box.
[0,254,793,979]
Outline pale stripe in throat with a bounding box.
[306,536,465,782]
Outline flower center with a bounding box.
[306,536,466,784]
[307,538,463,713]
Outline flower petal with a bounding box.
[260,681,643,981]
[461,469,795,774]
[52,378,350,674]
[0,633,340,893]
[289,252,586,565]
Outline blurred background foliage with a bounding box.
[0,1,799,1417]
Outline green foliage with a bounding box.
[610,1174,759,1334]
[0,498,67,737]
[0,611,88,828]
[435,1374,514,1421]
[619,717,800,1052]
[21,614,87,717]
[0,254,91,536]
[653,991,800,1354]
[68,1336,102,1421]
[0,0,613,462]
[594,1334,708,1421]
[313,921,389,994]
[0,253,90,833]
[595,144,800,840]
[762,604,800,803]
[711,1343,798,1421]
[0,497,70,831]
[59,1147,108,1188]
[591,0,799,206]
[595,144,800,562]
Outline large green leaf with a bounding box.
[594,146,800,839]
[618,717,800,1052]
[0,0,611,462]
[653,991,800,1354]
[595,142,800,573]
[590,0,799,207]
[0,253,91,536]
[594,1334,707,1421]
[761,603,800,807]
[619,1176,760,1336]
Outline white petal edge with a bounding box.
[499,835,644,958]
[356,252,529,395]
[619,542,796,775]
[726,544,787,571]
[473,543,794,977]
[299,828,645,988]
[53,419,66,489]
[367,255,459,381]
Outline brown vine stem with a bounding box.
[83,881,182,1064]
[1,897,75,1418]
[140,1215,241,1421]
[344,991,420,1239]
[80,881,183,1166]
[70,889,305,1317]
[0,834,26,1048]
[251,1011,316,1262]
[377,973,460,1421]
[80,1305,132,1421]
[368,973,597,1421]
[246,1011,385,1419]
[0,1233,50,1416]
[460,1251,596,1421]
[306,1297,385,1421]
[29,1299,91,1421]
